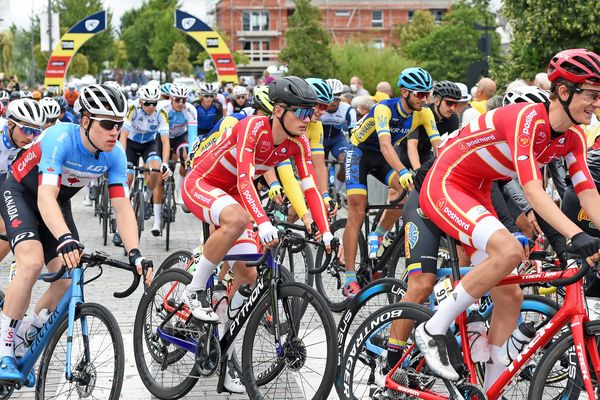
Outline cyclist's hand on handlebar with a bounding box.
[258,222,279,249]
[322,231,333,254]
[161,162,173,180]
[513,231,530,259]
[568,232,600,265]
[268,183,284,205]
[323,195,338,218]
[526,209,541,236]
[398,169,414,191]
[56,233,83,269]
[301,213,318,238]
[129,248,154,288]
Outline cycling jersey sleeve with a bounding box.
[123,105,136,132]
[186,105,198,151]
[39,129,68,187]
[415,108,440,143]
[373,104,393,140]
[564,126,596,194]
[236,118,270,225]
[346,107,357,132]
[158,109,169,137]
[277,160,308,218]
[106,143,128,198]
[509,105,546,186]
[307,121,324,155]
[290,135,330,234]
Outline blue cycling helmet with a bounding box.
[306,78,334,104]
[397,67,433,91]
[160,83,172,95]
[53,96,68,111]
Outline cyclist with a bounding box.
[160,83,171,101]
[415,49,600,382]
[119,84,171,238]
[54,96,77,124]
[195,82,224,141]
[226,85,250,115]
[342,67,439,297]
[39,97,61,130]
[0,84,153,382]
[322,78,356,191]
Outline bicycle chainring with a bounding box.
[0,385,13,399]
[194,330,221,377]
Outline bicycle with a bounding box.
[133,245,338,399]
[0,251,144,399]
[94,174,112,246]
[341,244,599,399]
[128,164,161,238]
[160,160,177,251]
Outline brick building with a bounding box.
[213,0,454,74]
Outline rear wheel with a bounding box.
[132,190,144,238]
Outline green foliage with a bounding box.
[331,42,417,94]
[113,39,129,69]
[233,51,250,66]
[0,31,14,75]
[167,42,192,75]
[394,10,436,48]
[52,0,117,73]
[69,53,89,76]
[495,0,600,87]
[400,0,501,83]
[33,44,49,71]
[279,0,337,77]
[149,9,185,71]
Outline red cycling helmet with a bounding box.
[547,48,600,85]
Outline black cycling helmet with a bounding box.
[433,81,462,100]
[268,76,317,108]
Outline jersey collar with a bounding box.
[396,99,411,118]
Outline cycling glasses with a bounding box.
[90,117,124,131]
[285,106,315,120]
[203,94,215,98]
[411,90,432,99]
[12,120,41,136]
[143,101,158,107]
[235,95,246,100]
[571,86,600,102]
[444,99,458,107]
[45,117,58,124]
[173,97,186,104]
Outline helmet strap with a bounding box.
[7,120,18,148]
[83,118,103,159]
[277,109,299,137]
[559,86,583,126]
[403,94,417,112]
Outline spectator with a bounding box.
[6,75,19,92]
[505,78,528,93]
[454,82,472,118]
[372,81,393,103]
[262,70,274,85]
[486,95,504,111]
[351,95,374,119]
[350,76,370,96]
[340,92,354,105]
[63,82,79,108]
[462,77,496,126]
[533,72,551,91]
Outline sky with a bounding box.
[1,0,215,31]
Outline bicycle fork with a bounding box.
[65,268,85,382]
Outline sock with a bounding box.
[187,255,217,292]
[374,225,387,237]
[335,178,344,192]
[425,282,476,335]
[0,314,18,357]
[153,204,162,228]
[386,337,407,370]
[484,344,505,391]
[345,271,357,285]
[174,173,183,202]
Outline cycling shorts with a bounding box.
[403,189,442,276]
[0,175,79,264]
[420,174,505,264]
[345,144,397,196]
[157,133,188,160]
[181,169,258,253]
[563,185,599,236]
[126,139,160,169]
[323,133,347,159]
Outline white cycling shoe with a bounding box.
[181,288,219,323]
[414,323,459,381]
[223,362,245,394]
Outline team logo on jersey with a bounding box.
[376,115,387,130]
[517,155,529,161]
[258,140,271,153]
[67,177,80,185]
[558,137,566,145]
[10,219,22,228]
[280,147,287,154]
[239,179,249,192]
[406,222,419,250]
[47,167,54,172]
[518,134,530,146]
[458,142,469,152]
[437,198,447,209]
[578,208,591,222]
[535,130,548,144]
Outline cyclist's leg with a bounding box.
[331,135,347,184]
[342,144,367,297]
[173,136,188,204]
[143,142,162,234]
[0,218,11,265]
[125,139,138,187]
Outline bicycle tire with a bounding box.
[100,181,109,246]
[277,241,314,288]
[315,218,366,312]
[156,250,194,276]
[133,268,200,399]
[164,180,176,251]
[36,303,124,400]
[133,190,144,238]
[528,320,600,400]
[242,281,337,399]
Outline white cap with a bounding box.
[455,82,471,102]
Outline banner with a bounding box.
[174,9,238,84]
[44,10,107,92]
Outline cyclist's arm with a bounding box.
[276,161,308,218]
[158,109,170,162]
[418,107,441,153]
[407,136,421,170]
[346,107,357,134]
[119,129,129,149]
[120,105,135,149]
[307,121,328,194]
[186,105,198,154]
[374,104,406,172]
[38,185,71,238]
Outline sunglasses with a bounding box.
[235,96,246,100]
[143,101,157,107]
[285,106,315,120]
[203,94,215,98]
[444,99,458,107]
[173,97,186,104]
[411,90,432,99]
[90,117,124,131]
[46,117,58,124]
[315,103,329,112]
[571,86,600,102]
[12,120,41,136]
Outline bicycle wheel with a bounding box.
[133,268,201,399]
[277,241,314,287]
[242,281,337,399]
[528,320,600,400]
[36,303,124,400]
[132,190,144,238]
[100,181,109,246]
[163,181,176,251]
[156,249,194,276]
[315,218,366,312]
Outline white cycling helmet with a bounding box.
[130,83,139,92]
[169,83,189,98]
[138,85,161,102]
[7,98,45,126]
[103,81,121,90]
[39,97,61,120]
[0,90,10,103]
[503,85,550,106]
[78,84,128,118]
[325,78,344,96]
[199,82,218,96]
[232,85,248,97]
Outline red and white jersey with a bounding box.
[433,103,595,193]
[192,115,329,232]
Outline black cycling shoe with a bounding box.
[144,202,153,220]
[89,185,99,201]
[113,232,123,247]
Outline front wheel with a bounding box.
[242,282,337,399]
[36,303,124,400]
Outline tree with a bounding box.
[279,0,337,77]
[496,1,600,86]
[168,42,192,76]
[394,10,436,48]
[331,41,416,94]
[401,0,501,83]
[113,40,130,69]
[0,31,14,75]
[68,53,89,76]
[149,8,186,72]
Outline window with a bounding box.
[242,11,269,31]
[242,40,271,61]
[335,10,351,17]
[372,10,383,28]
[408,10,415,22]
[430,9,444,23]
[372,39,384,49]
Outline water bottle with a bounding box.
[189,246,202,273]
[15,309,51,357]
[367,232,379,259]
[377,232,396,258]
[466,311,490,363]
[498,321,536,365]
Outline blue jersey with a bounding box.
[157,100,198,149]
[321,102,356,138]
[60,110,78,124]
[196,102,222,134]
[11,123,128,201]
[123,100,169,144]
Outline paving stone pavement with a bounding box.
[0,192,343,400]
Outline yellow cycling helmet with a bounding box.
[252,85,274,115]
